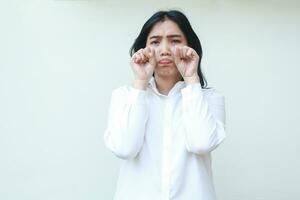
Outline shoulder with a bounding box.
[111,85,130,96]
[110,85,134,100]
[111,85,148,99]
[202,87,225,105]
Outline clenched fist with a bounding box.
[173,46,200,84]
[130,47,156,90]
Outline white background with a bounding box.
[0,0,299,199]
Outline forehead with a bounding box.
[147,19,184,38]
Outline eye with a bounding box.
[150,40,159,45]
[172,40,181,44]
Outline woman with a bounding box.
[104,10,226,200]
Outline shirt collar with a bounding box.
[148,77,186,97]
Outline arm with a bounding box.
[103,86,149,160]
[181,83,226,155]
[104,46,155,160]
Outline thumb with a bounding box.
[172,46,181,65]
[148,48,156,67]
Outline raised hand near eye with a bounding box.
[130,47,156,90]
[173,46,200,84]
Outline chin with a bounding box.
[155,68,181,79]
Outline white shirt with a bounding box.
[104,77,226,200]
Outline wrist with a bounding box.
[183,75,200,85]
[132,79,148,90]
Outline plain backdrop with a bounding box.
[1,0,300,199]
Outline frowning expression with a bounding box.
[146,19,188,78]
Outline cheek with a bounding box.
[170,45,176,54]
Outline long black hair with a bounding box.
[129,10,208,88]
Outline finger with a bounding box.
[142,48,150,61]
[173,46,181,63]
[182,47,189,59]
[143,47,152,58]
[144,47,151,57]
[137,51,145,63]
[148,47,154,58]
[186,48,193,58]
[179,46,185,59]
[150,47,156,58]
[135,49,143,60]
[132,55,136,62]
[148,48,156,66]
[190,48,199,59]
[178,46,184,59]
[132,53,139,63]
[134,52,142,63]
[142,49,150,63]
[174,46,179,58]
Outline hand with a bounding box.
[173,46,200,84]
[130,47,156,89]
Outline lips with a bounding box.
[158,59,172,64]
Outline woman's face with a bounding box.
[146,19,188,79]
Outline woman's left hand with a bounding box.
[173,46,200,84]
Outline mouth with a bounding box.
[158,59,172,65]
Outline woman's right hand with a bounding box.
[130,47,156,90]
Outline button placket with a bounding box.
[161,98,172,200]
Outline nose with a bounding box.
[159,40,171,56]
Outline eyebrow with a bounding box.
[148,34,183,40]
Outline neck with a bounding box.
[154,75,182,95]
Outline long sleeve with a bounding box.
[103,86,149,160]
[181,83,226,155]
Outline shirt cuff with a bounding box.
[127,86,148,105]
[181,82,203,100]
